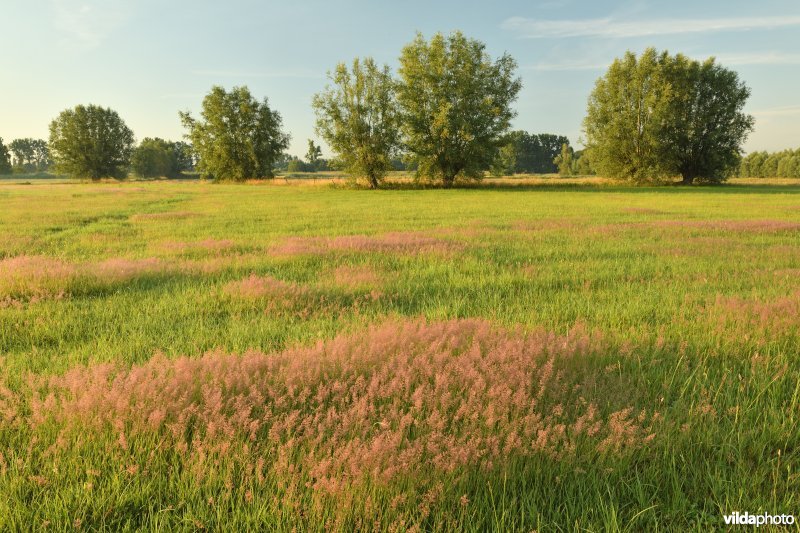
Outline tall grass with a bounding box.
[0,179,798,530]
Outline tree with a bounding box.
[180,86,289,181]
[584,48,753,184]
[397,31,521,187]
[0,138,11,175]
[172,141,195,172]
[48,104,135,180]
[573,150,595,176]
[9,138,52,172]
[305,139,322,172]
[496,131,571,174]
[31,139,51,171]
[312,57,400,188]
[9,139,34,171]
[490,141,516,176]
[553,143,574,176]
[660,54,754,184]
[584,49,672,183]
[131,138,183,178]
[286,156,311,173]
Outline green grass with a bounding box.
[0,179,798,531]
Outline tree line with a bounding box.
[1,32,760,186]
[737,149,800,178]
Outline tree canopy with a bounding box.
[397,31,521,187]
[739,148,800,178]
[313,57,400,188]
[48,104,135,180]
[180,86,289,181]
[584,48,753,184]
[494,131,571,174]
[0,138,12,175]
[9,138,51,172]
[131,138,191,178]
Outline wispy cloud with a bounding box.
[751,105,800,118]
[192,69,323,80]
[522,51,800,73]
[710,52,800,66]
[502,15,800,39]
[51,0,132,49]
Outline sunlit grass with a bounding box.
[0,178,798,530]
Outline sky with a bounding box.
[2,0,799,157]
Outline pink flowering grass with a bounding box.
[130,211,198,221]
[326,265,383,290]
[11,318,656,500]
[706,291,800,342]
[224,273,381,317]
[161,239,237,254]
[596,219,800,235]
[620,207,668,215]
[0,255,171,306]
[270,231,463,257]
[0,255,75,305]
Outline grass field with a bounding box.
[0,178,798,530]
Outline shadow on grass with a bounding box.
[370,180,800,195]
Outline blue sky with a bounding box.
[2,0,799,156]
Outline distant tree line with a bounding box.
[1,34,761,186]
[738,148,800,178]
[490,132,594,176]
[0,137,50,174]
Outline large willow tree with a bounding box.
[397,31,522,187]
[180,86,289,181]
[584,48,753,184]
[312,57,400,188]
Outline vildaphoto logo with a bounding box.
[723,512,795,527]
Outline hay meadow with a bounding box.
[0,177,798,530]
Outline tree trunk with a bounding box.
[368,174,379,189]
[681,172,695,185]
[442,173,456,188]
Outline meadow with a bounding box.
[0,177,798,530]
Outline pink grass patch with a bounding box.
[162,239,237,253]
[326,265,383,290]
[599,219,800,234]
[16,319,655,492]
[224,274,311,300]
[131,211,197,221]
[511,219,582,232]
[707,292,800,340]
[271,231,462,257]
[0,255,75,305]
[621,207,668,215]
[90,257,164,282]
[0,255,169,306]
